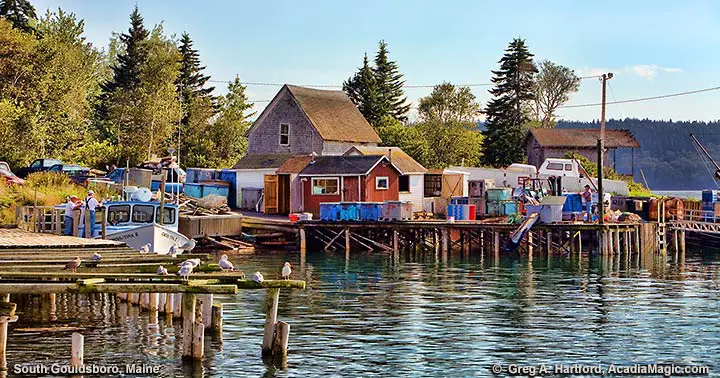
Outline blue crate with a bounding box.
[486,188,512,201]
[320,203,340,221]
[184,183,203,199]
[360,203,382,221]
[502,202,518,215]
[702,190,719,203]
[562,194,584,212]
[340,202,360,221]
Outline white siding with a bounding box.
[230,168,276,211]
[399,174,424,212]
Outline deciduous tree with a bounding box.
[534,60,580,127]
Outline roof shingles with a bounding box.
[299,156,387,176]
[344,146,427,174]
[528,129,640,148]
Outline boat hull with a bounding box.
[105,224,189,254]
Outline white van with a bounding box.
[538,158,584,178]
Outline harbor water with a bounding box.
[6,247,720,377]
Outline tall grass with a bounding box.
[0,172,117,224]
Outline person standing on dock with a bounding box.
[582,185,593,222]
[63,196,81,235]
[84,190,102,238]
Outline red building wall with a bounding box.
[364,164,399,203]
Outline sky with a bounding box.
[33,0,720,122]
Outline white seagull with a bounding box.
[218,255,236,271]
[177,262,194,280]
[179,258,201,268]
[252,271,264,283]
[168,244,179,256]
[281,262,292,280]
[139,243,151,254]
[179,239,196,253]
[157,265,168,275]
[91,252,102,262]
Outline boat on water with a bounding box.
[78,200,192,254]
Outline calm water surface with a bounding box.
[6,247,720,377]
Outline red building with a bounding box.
[298,155,401,215]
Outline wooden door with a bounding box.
[278,174,291,214]
[264,174,279,214]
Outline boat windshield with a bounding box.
[132,205,155,223]
[155,207,176,225]
[107,205,130,226]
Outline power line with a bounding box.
[560,85,720,109]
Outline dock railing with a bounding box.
[15,206,63,234]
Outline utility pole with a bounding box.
[598,73,613,225]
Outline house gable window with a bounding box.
[399,175,410,192]
[376,176,389,190]
[312,178,339,195]
[279,123,290,146]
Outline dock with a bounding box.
[0,228,122,249]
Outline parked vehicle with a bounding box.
[47,164,92,185]
[0,167,24,185]
[15,158,63,178]
[0,162,10,172]
[538,158,586,178]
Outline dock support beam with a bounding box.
[494,232,500,259]
[345,227,351,259]
[181,293,200,360]
[212,303,223,336]
[262,288,280,358]
[71,332,83,367]
[393,230,399,256]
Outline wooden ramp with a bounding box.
[0,228,123,249]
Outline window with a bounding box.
[399,175,410,192]
[44,159,61,167]
[376,176,389,190]
[564,164,573,171]
[546,163,564,171]
[312,178,339,195]
[48,165,61,172]
[424,175,442,197]
[30,161,41,168]
[107,205,130,226]
[279,123,290,146]
[155,207,176,225]
[132,205,155,223]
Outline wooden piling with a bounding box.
[192,322,204,360]
[164,293,173,316]
[546,231,552,255]
[272,321,290,368]
[71,332,83,367]
[344,227,350,257]
[614,229,621,256]
[0,300,14,371]
[181,293,196,360]
[634,226,641,254]
[211,303,223,334]
[528,232,533,261]
[173,293,183,318]
[393,229,399,255]
[441,229,449,255]
[262,288,280,357]
[200,294,213,330]
[493,232,500,258]
[680,230,686,255]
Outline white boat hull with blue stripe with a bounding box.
[105,223,190,255]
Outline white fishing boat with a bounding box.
[79,200,193,254]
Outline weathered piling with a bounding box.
[211,303,223,335]
[71,332,83,367]
[262,288,280,357]
[0,301,16,371]
[272,321,290,368]
[182,293,197,360]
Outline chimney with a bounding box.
[388,148,392,164]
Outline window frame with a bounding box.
[132,204,155,224]
[546,162,564,171]
[155,207,176,225]
[564,164,573,171]
[376,176,389,190]
[311,177,340,195]
[279,123,290,146]
[107,205,131,225]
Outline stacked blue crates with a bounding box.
[702,190,718,220]
[360,203,382,221]
[340,202,360,221]
[446,204,466,220]
[320,203,341,221]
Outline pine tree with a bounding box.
[343,54,383,126]
[373,40,409,122]
[177,32,214,106]
[0,0,36,33]
[481,38,537,167]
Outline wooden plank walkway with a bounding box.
[0,228,123,249]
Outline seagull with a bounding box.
[157,265,168,275]
[281,262,292,280]
[218,254,236,271]
[64,256,81,273]
[179,258,201,268]
[91,252,102,262]
[179,239,196,253]
[168,244,178,256]
[252,271,264,283]
[139,243,151,254]
[177,262,194,280]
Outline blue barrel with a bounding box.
[220,170,237,208]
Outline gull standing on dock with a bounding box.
[140,243,151,254]
[91,252,102,262]
[64,256,81,273]
[253,272,264,283]
[157,265,168,275]
[168,244,178,256]
[218,255,236,271]
[281,262,292,280]
[177,262,193,280]
[179,258,201,268]
[179,239,196,253]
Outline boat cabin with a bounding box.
[80,201,179,238]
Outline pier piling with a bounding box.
[71,332,83,367]
[262,288,280,357]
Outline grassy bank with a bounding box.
[0,172,116,224]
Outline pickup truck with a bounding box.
[15,158,63,178]
[47,164,92,185]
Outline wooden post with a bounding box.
[345,227,351,260]
[192,322,204,360]
[674,229,679,253]
[173,293,183,318]
[614,229,621,256]
[182,293,196,360]
[272,321,290,368]
[200,294,213,330]
[546,231,553,255]
[680,230,686,255]
[158,292,166,313]
[71,332,83,367]
[441,228,449,255]
[164,293,174,317]
[149,293,159,324]
[634,226,641,254]
[577,232,582,255]
[140,293,149,310]
[0,297,12,371]
[625,230,631,255]
[528,232,533,262]
[299,227,307,255]
[84,208,90,238]
[393,229,399,255]
[211,303,223,334]
[101,208,107,240]
[262,288,280,357]
[494,232,500,258]
[72,209,80,237]
[49,293,56,314]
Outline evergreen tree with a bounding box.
[0,0,36,33]
[343,54,383,126]
[373,40,409,122]
[177,32,214,106]
[481,38,537,167]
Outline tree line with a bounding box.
[343,38,580,169]
[0,0,253,170]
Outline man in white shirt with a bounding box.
[63,196,80,235]
[84,190,102,238]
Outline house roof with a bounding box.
[527,128,640,148]
[232,154,293,170]
[299,155,394,176]
[276,155,314,174]
[344,146,428,175]
[285,85,381,143]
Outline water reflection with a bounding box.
[4,245,720,377]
